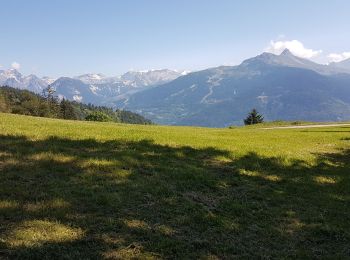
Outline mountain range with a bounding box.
[0,69,187,106]
[1,50,350,127]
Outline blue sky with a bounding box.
[1,0,350,77]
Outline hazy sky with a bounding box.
[1,0,349,77]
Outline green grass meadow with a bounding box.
[0,113,349,259]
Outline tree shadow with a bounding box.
[0,134,349,258]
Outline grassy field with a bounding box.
[0,112,349,259]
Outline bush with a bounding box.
[85,111,112,122]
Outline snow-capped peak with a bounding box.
[120,69,183,87]
[280,48,293,56]
[0,68,48,93]
[75,73,108,84]
[42,76,56,85]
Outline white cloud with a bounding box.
[265,40,322,59]
[11,62,21,70]
[327,52,350,63]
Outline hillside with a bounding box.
[0,86,152,125]
[0,113,349,258]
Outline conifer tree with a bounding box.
[244,108,264,125]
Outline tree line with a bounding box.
[0,86,152,125]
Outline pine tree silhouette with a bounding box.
[244,109,264,125]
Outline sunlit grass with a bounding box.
[0,112,349,258]
[314,176,337,184]
[4,220,83,248]
[0,200,19,210]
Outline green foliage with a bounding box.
[244,108,264,125]
[76,103,152,125]
[115,109,153,125]
[60,99,78,120]
[85,111,112,122]
[0,86,152,124]
[0,86,60,118]
[0,113,349,258]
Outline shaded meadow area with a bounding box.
[0,115,350,258]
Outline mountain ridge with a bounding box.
[122,50,350,126]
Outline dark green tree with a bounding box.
[41,85,61,118]
[60,99,77,120]
[244,108,264,125]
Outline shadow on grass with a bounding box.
[0,135,349,258]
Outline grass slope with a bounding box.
[0,113,349,259]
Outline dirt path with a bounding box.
[262,124,350,130]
